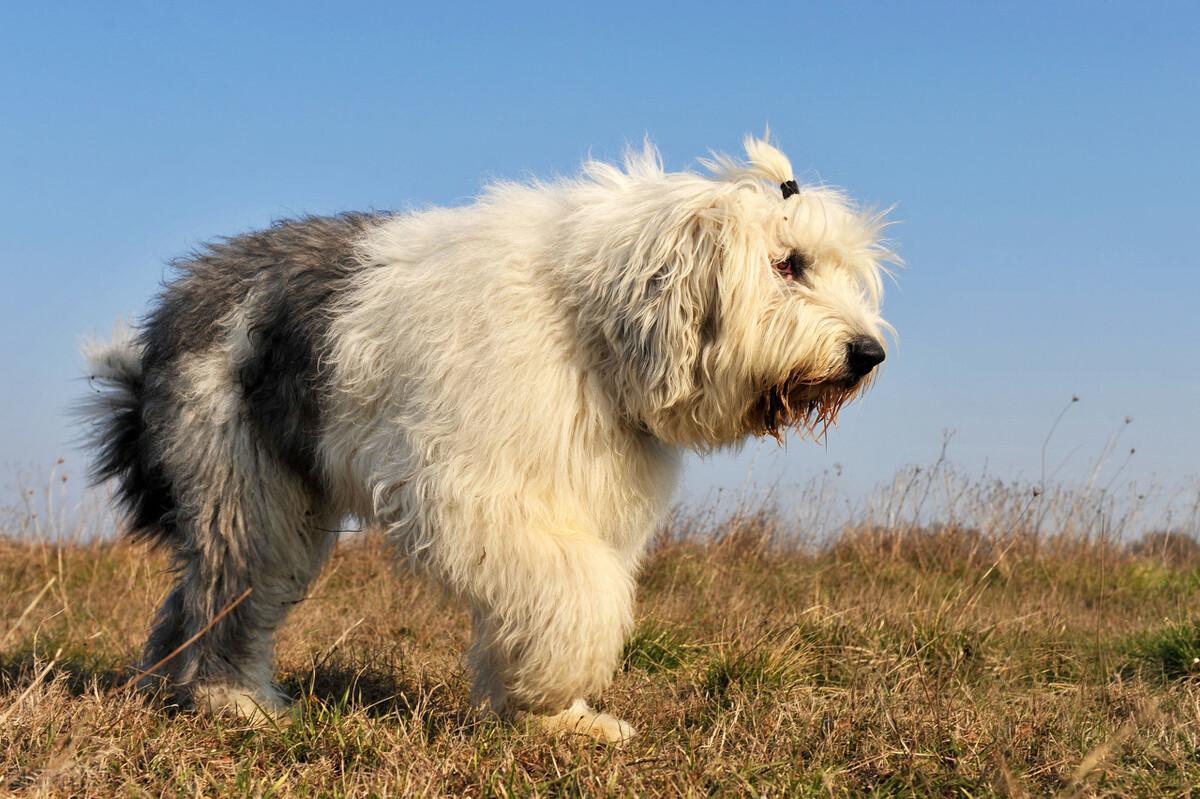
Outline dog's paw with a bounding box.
[528,699,636,744]
[193,683,294,725]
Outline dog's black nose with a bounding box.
[846,337,886,378]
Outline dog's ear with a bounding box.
[603,202,725,432]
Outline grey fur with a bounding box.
[88,213,383,706]
[144,213,381,491]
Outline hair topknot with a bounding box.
[700,133,795,190]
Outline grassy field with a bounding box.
[3,493,1200,796]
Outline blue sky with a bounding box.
[1,2,1197,519]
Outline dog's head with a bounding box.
[562,136,895,447]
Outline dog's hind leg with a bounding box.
[139,362,338,720]
[139,465,337,720]
[171,494,338,719]
[158,469,337,720]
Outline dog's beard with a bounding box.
[746,373,863,442]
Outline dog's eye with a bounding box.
[772,251,810,282]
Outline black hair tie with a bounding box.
[780,180,800,199]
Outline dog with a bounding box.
[80,136,893,742]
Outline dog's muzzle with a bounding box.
[845,337,886,380]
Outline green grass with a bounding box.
[621,621,696,674]
[1124,618,1200,681]
[3,512,1200,796]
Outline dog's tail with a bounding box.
[78,328,177,546]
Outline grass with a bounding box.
[3,488,1200,796]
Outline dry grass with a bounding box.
[3,487,1200,796]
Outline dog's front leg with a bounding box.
[523,698,635,744]
[462,530,637,744]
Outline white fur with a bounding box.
[83,136,892,740]
[317,137,893,733]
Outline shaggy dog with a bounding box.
[80,136,893,743]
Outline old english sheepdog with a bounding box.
[80,136,894,742]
